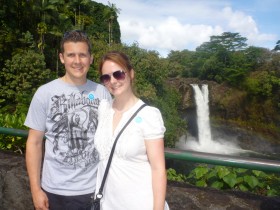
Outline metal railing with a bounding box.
[1,126,280,173]
[165,148,280,173]
[0,127,28,138]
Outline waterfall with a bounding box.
[191,84,213,146]
[176,84,242,154]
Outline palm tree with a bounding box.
[273,40,280,51]
[103,1,120,46]
[33,0,61,54]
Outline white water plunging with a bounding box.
[176,84,242,154]
[193,84,212,147]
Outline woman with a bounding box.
[94,51,169,210]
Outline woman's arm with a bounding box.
[145,139,167,210]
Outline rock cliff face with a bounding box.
[1,150,280,210]
[167,77,280,143]
[0,150,33,209]
[167,181,280,210]
[167,77,247,118]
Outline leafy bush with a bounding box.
[167,168,187,182]
[0,50,53,113]
[0,113,27,154]
[167,165,280,197]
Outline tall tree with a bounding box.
[103,1,121,45]
[273,40,280,51]
[211,32,248,51]
[194,32,250,85]
[197,32,248,53]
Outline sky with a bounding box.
[94,0,280,57]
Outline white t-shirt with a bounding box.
[94,99,169,210]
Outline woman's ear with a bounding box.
[130,69,135,80]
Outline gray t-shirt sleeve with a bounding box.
[24,87,47,132]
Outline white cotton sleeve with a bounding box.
[141,106,166,140]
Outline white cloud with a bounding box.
[220,6,277,48]
[121,16,224,56]
[222,7,259,34]
[95,0,278,56]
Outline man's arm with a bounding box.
[25,128,49,210]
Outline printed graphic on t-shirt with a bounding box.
[49,91,99,169]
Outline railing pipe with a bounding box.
[0,127,28,138]
[0,127,279,173]
[165,148,280,173]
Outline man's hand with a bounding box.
[32,189,49,210]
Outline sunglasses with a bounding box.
[100,70,126,84]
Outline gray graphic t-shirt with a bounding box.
[24,79,111,195]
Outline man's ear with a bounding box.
[59,53,65,64]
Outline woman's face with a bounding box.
[101,60,133,97]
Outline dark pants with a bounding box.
[44,190,94,210]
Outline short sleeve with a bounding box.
[24,88,47,131]
[141,106,166,140]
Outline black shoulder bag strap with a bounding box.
[95,103,147,200]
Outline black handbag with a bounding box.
[88,103,147,210]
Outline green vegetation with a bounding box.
[168,32,280,140]
[0,0,279,198]
[1,0,280,150]
[0,113,27,153]
[0,0,185,150]
[167,165,280,197]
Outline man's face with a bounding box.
[59,42,93,82]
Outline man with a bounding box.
[25,30,111,210]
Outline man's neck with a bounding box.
[61,75,87,86]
